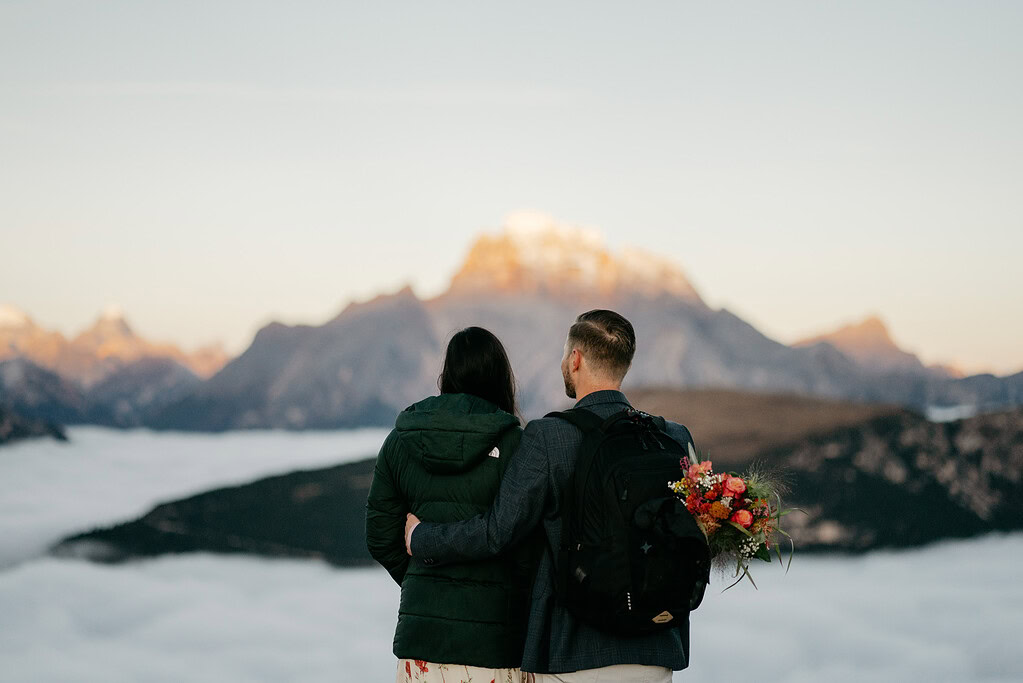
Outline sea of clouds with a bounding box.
[1,427,1021,682]
[2,536,1021,683]
[0,425,389,567]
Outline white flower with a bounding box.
[739,537,761,559]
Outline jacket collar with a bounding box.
[574,389,631,410]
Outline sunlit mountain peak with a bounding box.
[100,303,126,322]
[0,303,32,329]
[448,212,704,304]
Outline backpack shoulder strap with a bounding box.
[543,408,608,562]
[544,408,604,433]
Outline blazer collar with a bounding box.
[574,389,631,410]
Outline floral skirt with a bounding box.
[396,658,534,683]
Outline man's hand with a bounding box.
[405,513,420,556]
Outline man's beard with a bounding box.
[562,364,576,399]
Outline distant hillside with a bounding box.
[0,404,66,446]
[629,387,909,467]
[87,356,203,427]
[54,457,376,566]
[53,396,1023,564]
[0,357,110,425]
[0,355,201,428]
[773,407,1023,551]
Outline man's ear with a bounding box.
[569,348,582,372]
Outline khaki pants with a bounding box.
[532,664,672,682]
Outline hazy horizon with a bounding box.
[2,2,1021,375]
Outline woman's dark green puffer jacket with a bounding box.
[365,393,540,669]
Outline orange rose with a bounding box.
[731,509,753,528]
[723,476,747,498]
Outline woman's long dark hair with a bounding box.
[438,327,517,416]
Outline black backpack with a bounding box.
[546,407,710,636]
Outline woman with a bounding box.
[366,327,540,683]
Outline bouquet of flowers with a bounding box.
[669,442,795,590]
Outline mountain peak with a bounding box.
[100,303,126,322]
[796,314,897,349]
[84,304,135,340]
[329,285,422,325]
[0,303,33,329]
[834,315,895,346]
[447,212,704,303]
[795,314,924,373]
[503,210,605,249]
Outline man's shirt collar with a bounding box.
[573,389,630,410]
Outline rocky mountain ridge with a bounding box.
[0,303,228,386]
[4,216,1020,430]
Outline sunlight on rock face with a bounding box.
[448,211,704,302]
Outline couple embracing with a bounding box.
[366,310,700,683]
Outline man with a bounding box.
[405,309,698,682]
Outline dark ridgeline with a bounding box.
[0,403,67,445]
[54,457,377,565]
[53,396,1023,564]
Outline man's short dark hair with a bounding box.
[567,309,636,380]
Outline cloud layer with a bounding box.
[0,426,388,567]
[3,427,1021,681]
[1,534,1021,683]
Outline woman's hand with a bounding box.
[405,513,420,556]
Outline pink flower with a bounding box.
[723,476,747,498]
[687,460,713,480]
[731,509,753,528]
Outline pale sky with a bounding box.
[1,1,1021,375]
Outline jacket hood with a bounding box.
[395,393,520,474]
